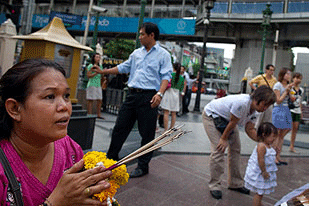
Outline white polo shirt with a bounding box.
[204,94,257,127]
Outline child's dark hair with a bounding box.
[257,122,278,142]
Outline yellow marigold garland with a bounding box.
[83,151,129,205]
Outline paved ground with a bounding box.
[85,93,309,206]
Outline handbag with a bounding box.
[288,97,295,109]
[213,116,229,134]
[0,147,24,206]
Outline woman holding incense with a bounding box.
[160,62,185,131]
[0,59,112,205]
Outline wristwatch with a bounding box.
[156,92,163,98]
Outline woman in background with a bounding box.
[87,53,104,119]
[289,72,304,153]
[160,62,185,131]
[272,68,294,165]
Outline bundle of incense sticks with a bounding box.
[105,125,189,171]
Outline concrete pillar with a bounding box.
[229,39,292,93]
[0,19,17,76]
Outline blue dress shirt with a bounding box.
[117,43,173,91]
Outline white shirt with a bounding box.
[204,94,257,127]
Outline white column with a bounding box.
[181,0,186,18]
[150,0,155,18]
[284,0,289,13]
[122,0,127,17]
[0,19,17,75]
[72,0,77,13]
[272,30,279,66]
[48,0,54,14]
[82,0,94,46]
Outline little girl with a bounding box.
[244,122,278,206]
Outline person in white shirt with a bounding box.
[202,85,276,200]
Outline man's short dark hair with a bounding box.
[265,64,274,70]
[141,22,160,41]
[251,85,276,106]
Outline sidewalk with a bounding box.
[91,93,309,157]
[87,93,309,206]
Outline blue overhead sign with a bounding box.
[32,14,196,36]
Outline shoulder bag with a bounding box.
[261,74,271,88]
[0,147,24,206]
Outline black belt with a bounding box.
[128,87,156,93]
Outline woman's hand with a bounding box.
[216,138,228,153]
[91,65,101,74]
[47,159,112,206]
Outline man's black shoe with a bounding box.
[210,190,222,199]
[228,187,250,195]
[129,168,148,178]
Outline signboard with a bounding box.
[32,15,196,36]
[49,11,82,27]
[54,44,74,78]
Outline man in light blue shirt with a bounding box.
[98,22,173,178]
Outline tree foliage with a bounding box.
[104,39,135,60]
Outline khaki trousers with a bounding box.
[202,111,243,191]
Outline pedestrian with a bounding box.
[244,122,278,206]
[181,65,190,114]
[289,72,304,153]
[86,53,104,119]
[249,64,277,128]
[272,68,294,165]
[202,85,276,200]
[176,66,187,117]
[98,22,173,178]
[0,58,112,205]
[160,62,185,131]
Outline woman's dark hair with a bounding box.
[257,122,278,142]
[141,22,160,41]
[292,72,303,79]
[91,53,101,65]
[173,62,181,84]
[278,67,291,82]
[251,85,276,106]
[0,58,66,140]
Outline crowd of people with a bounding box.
[0,21,306,205]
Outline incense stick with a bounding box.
[116,125,183,166]
[105,127,189,171]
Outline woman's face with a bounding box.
[293,76,302,85]
[283,71,291,82]
[94,54,101,64]
[17,68,72,143]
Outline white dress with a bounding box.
[244,145,278,195]
[160,88,180,112]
